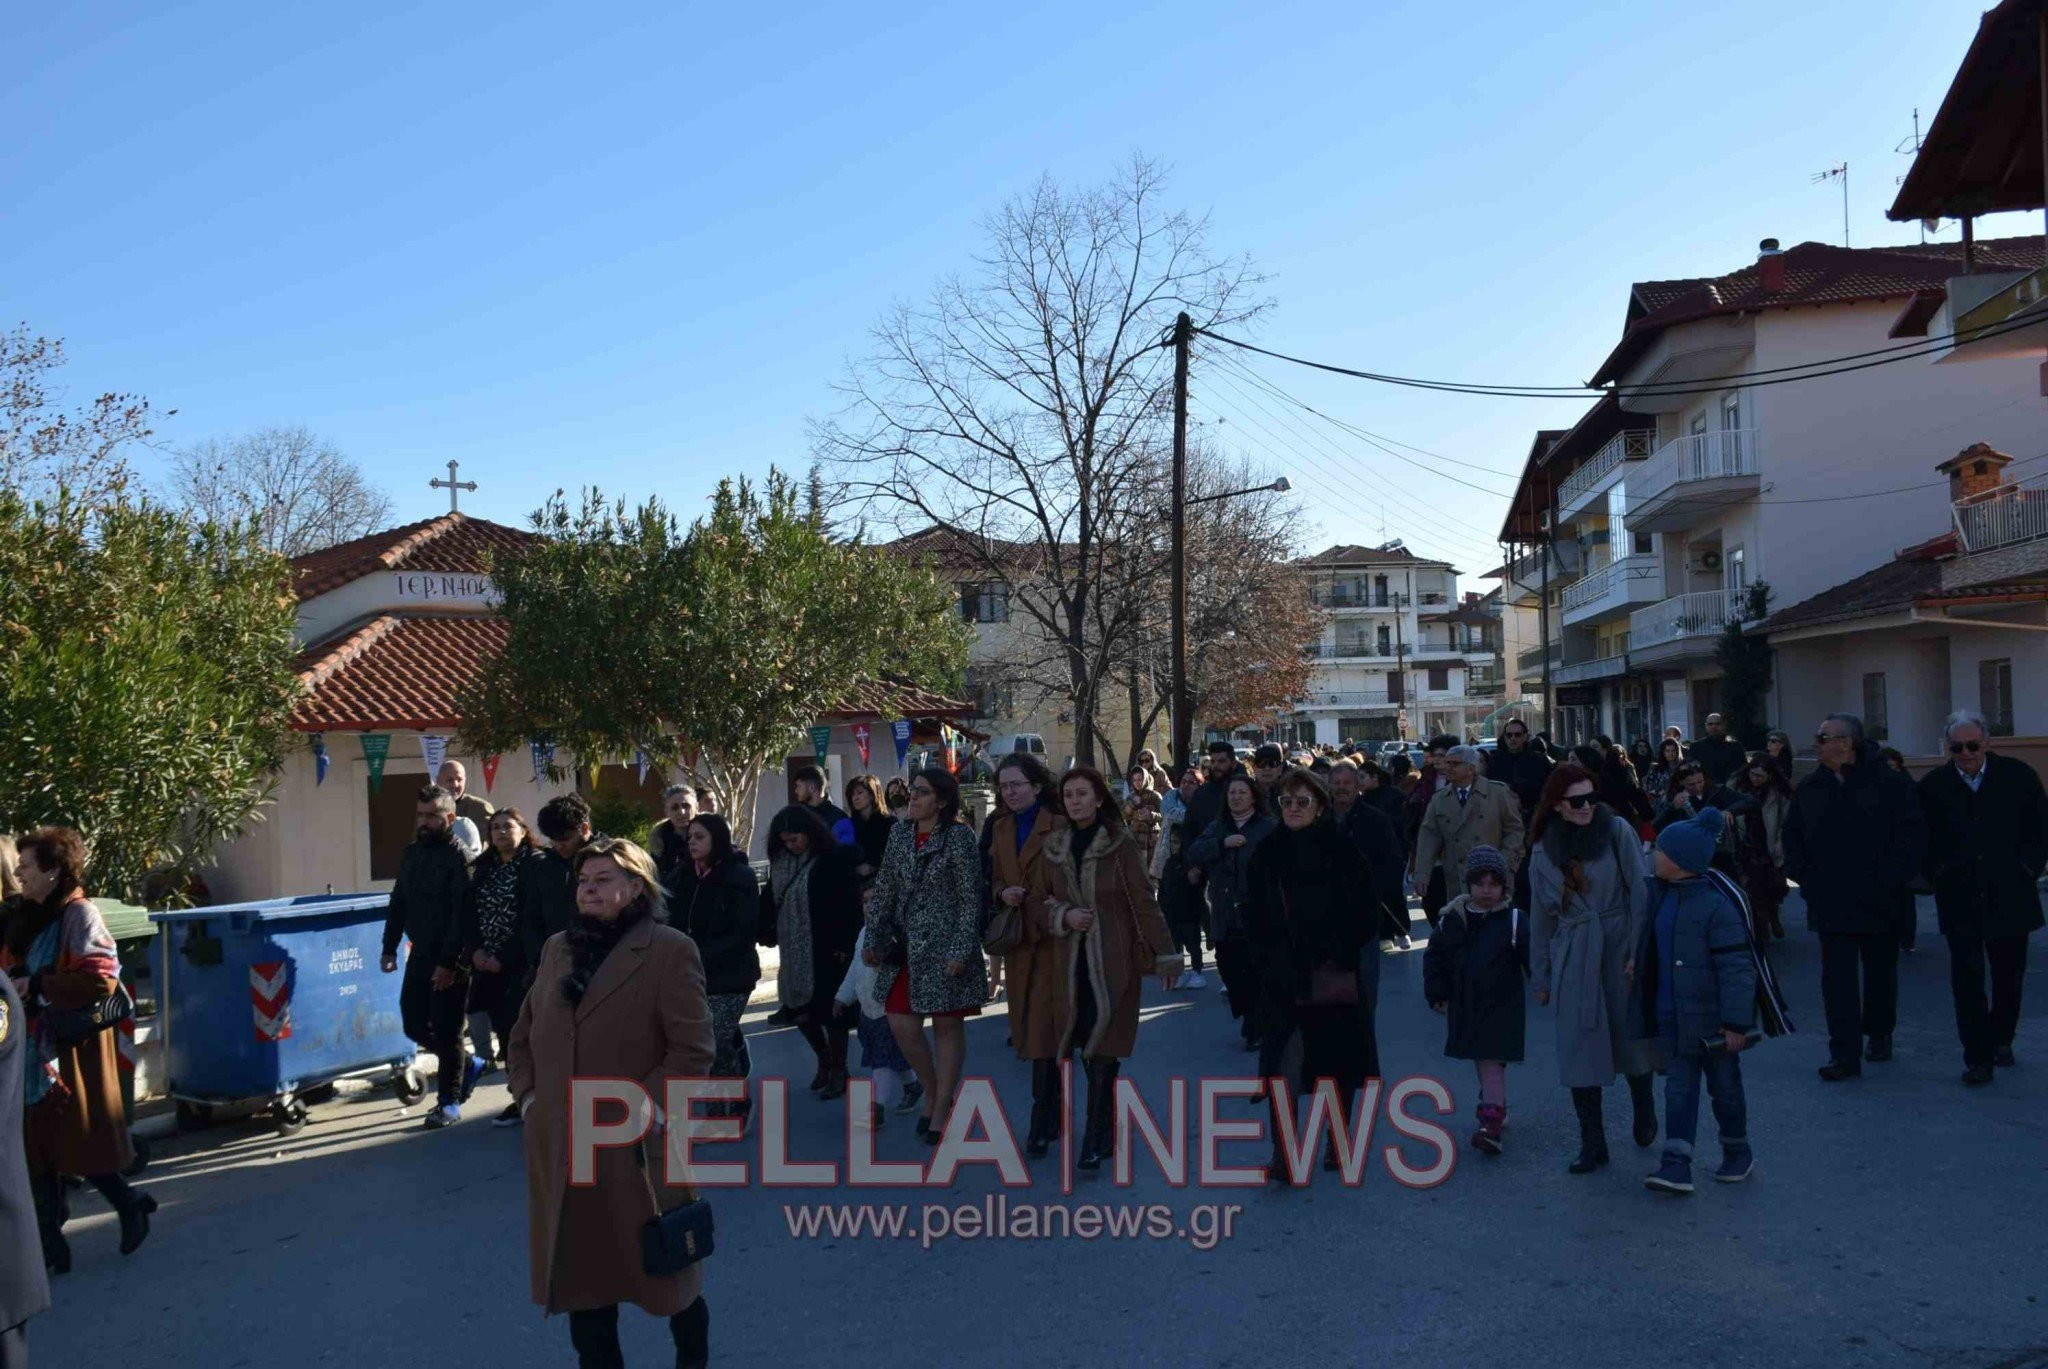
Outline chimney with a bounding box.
[1936,442,2014,504]
[1757,238,1786,294]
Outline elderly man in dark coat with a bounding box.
[1918,710,2048,1086]
[1784,713,1927,1081]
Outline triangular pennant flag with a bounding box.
[585,762,602,792]
[635,748,651,786]
[853,723,871,767]
[529,738,556,784]
[419,735,449,778]
[360,734,392,793]
[481,754,501,792]
[891,718,912,768]
[810,724,832,763]
[312,733,330,787]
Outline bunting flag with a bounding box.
[360,734,392,793]
[853,723,872,768]
[810,724,832,763]
[418,735,449,778]
[635,748,651,786]
[481,754,501,792]
[891,718,912,768]
[529,738,556,784]
[940,723,957,775]
[312,734,330,787]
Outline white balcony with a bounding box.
[1625,429,1761,534]
[1554,653,1630,684]
[1557,430,1656,525]
[1954,471,2048,554]
[1291,691,1401,711]
[1560,554,1664,627]
[1629,588,1741,667]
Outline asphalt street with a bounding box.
[39,891,2048,1368]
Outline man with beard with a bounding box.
[381,785,483,1128]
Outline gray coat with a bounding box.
[1528,809,1661,1086]
[865,820,990,1015]
[1187,811,1280,942]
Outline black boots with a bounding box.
[1076,1057,1120,1171]
[1025,1059,1059,1159]
[1627,1072,1658,1149]
[85,1173,154,1256]
[1568,1087,1609,1173]
[31,1173,68,1275]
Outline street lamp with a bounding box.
[1187,475,1292,508]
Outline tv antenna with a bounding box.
[1894,109,1937,243]
[1811,163,1849,247]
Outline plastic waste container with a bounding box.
[149,894,424,1137]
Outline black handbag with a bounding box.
[637,1140,715,1276]
[48,979,135,1048]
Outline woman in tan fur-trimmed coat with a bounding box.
[1040,767,1183,1171]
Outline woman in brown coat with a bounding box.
[1041,768,1183,1171]
[989,754,1066,1157]
[4,827,153,1274]
[509,836,715,1368]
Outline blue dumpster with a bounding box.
[149,894,424,1136]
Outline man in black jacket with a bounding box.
[1783,714,1928,1081]
[1689,713,1748,787]
[1918,710,2048,1086]
[1329,761,1409,957]
[520,793,595,972]
[791,763,849,830]
[380,784,480,1128]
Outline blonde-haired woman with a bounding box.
[509,836,716,1367]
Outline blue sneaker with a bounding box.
[1714,1150,1753,1183]
[460,1054,487,1104]
[1644,1157,1694,1194]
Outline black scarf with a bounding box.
[1542,802,1616,870]
[1069,820,1102,876]
[560,894,655,1007]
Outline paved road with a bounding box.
[40,893,2048,1367]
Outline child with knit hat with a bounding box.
[1423,844,1528,1156]
[1635,807,1759,1194]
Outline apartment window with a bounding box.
[1980,659,2014,736]
[1690,411,1708,442]
[1861,672,1889,742]
[1376,625,1392,654]
[1427,665,1450,691]
[1726,545,1748,595]
[1388,673,1406,704]
[962,667,1013,721]
[956,581,1010,623]
[1721,393,1741,432]
[1373,574,1390,607]
[1633,531,1655,556]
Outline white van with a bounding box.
[985,733,1046,758]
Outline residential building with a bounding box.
[1501,233,2046,747]
[1287,542,1495,744]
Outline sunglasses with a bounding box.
[1948,740,1983,755]
[1561,793,1594,810]
[1815,732,1848,745]
[1276,795,1318,810]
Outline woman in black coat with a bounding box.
[666,814,763,1125]
[760,805,863,1098]
[1243,769,1381,1183]
[844,775,897,884]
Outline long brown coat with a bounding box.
[508,917,715,1317]
[991,809,1066,1060]
[1041,827,1182,1060]
[10,897,132,1178]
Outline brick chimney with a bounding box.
[1936,442,2014,503]
[1757,238,1786,294]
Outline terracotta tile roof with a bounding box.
[1591,235,2046,384]
[289,613,974,732]
[1297,542,1454,570]
[1758,539,2048,636]
[289,513,538,601]
[883,527,1046,571]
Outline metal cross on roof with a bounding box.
[429,459,478,513]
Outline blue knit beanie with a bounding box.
[1463,845,1509,887]
[1656,806,1726,875]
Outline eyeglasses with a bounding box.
[1561,793,1594,810]
[1276,795,1318,810]
[1815,731,1848,745]
[1948,740,1984,755]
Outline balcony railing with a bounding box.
[1630,588,1742,652]
[1554,653,1630,684]
[1310,589,1399,609]
[1954,471,2048,553]
[1629,428,1761,509]
[1558,429,1656,516]
[1517,643,1562,672]
[1306,642,1396,659]
[1561,554,1662,615]
[1291,691,1401,709]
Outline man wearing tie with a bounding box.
[1412,745,1527,933]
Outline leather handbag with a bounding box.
[637,1140,716,1276]
[49,978,135,1048]
[981,897,1024,956]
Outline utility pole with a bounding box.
[1393,582,1409,741]
[1537,537,1554,736]
[1169,311,1195,775]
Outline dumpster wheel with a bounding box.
[392,1067,428,1105]
[273,1098,309,1138]
[175,1100,216,1132]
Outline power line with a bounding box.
[1197,308,2048,400]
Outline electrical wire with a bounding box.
[1197,307,2048,400]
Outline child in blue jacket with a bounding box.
[1634,807,1758,1194]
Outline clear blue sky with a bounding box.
[6,1,2037,576]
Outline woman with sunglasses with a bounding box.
[1731,754,1793,940]
[1527,765,1661,1173]
[1243,769,1381,1182]
[864,768,987,1142]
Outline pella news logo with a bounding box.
[568,1065,1461,1190]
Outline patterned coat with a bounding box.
[1041,826,1182,1060]
[866,821,989,1015]
[7,897,133,1177]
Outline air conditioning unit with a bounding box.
[1695,549,1723,572]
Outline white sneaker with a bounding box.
[423,1103,461,1129]
[1181,970,1208,990]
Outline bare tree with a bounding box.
[1,326,157,506]
[170,425,395,555]
[816,157,1269,768]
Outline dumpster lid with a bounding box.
[150,892,391,926]
[97,898,155,943]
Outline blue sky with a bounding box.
[6,1,2037,576]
